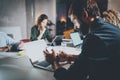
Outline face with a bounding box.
[41,19,48,28]
[69,14,89,35]
[69,14,80,29]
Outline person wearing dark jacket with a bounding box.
[44,0,120,80]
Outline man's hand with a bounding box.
[43,49,56,64]
[43,49,61,70]
[58,51,68,62]
[58,51,78,63]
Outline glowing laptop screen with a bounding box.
[70,32,83,46]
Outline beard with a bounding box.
[80,21,89,36]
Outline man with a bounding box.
[44,0,120,80]
[0,32,23,52]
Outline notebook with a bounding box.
[70,32,83,48]
[23,40,54,72]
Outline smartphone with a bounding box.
[46,46,53,53]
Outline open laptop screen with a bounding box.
[23,40,47,63]
[70,32,83,47]
[50,35,63,46]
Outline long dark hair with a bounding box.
[37,14,48,25]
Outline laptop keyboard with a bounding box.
[36,60,51,67]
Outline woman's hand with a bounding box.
[37,28,46,40]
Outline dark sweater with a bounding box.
[54,17,120,80]
[30,25,52,42]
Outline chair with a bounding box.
[20,38,30,43]
[63,29,74,39]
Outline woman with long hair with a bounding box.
[30,14,52,42]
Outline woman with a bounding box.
[30,14,52,42]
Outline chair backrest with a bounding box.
[20,39,30,43]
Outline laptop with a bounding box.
[50,35,63,46]
[70,32,83,48]
[23,40,54,72]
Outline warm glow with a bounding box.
[60,17,66,22]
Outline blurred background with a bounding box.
[0,0,119,41]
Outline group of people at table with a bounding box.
[1,0,120,80]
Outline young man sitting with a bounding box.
[0,32,23,52]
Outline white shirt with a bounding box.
[0,32,17,47]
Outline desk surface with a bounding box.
[53,46,81,55]
[0,46,81,80]
[0,53,55,80]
